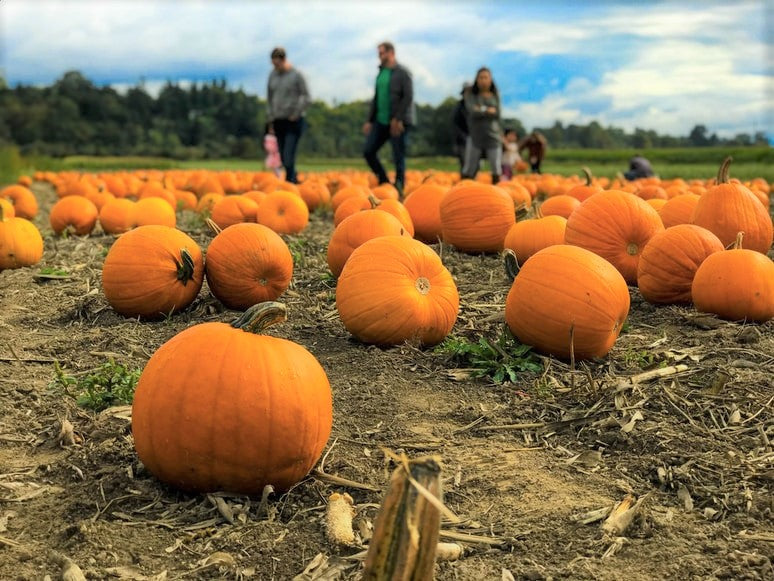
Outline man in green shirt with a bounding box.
[362,42,415,198]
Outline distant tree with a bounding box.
[688,124,709,146]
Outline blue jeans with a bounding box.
[273,118,305,183]
[363,122,408,190]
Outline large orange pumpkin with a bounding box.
[505,244,630,360]
[691,233,774,323]
[0,205,44,270]
[132,302,333,494]
[205,223,293,310]
[440,184,515,253]
[692,158,773,254]
[564,190,664,284]
[336,236,459,347]
[102,225,204,319]
[637,225,724,304]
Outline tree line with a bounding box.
[0,71,767,160]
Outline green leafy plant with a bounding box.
[435,329,543,383]
[51,359,142,411]
[287,237,309,268]
[37,266,70,277]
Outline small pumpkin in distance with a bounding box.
[49,195,99,236]
[131,302,333,494]
[0,204,44,270]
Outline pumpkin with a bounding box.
[692,157,773,254]
[564,190,664,284]
[440,184,515,253]
[539,195,580,219]
[299,180,331,211]
[0,198,15,219]
[503,215,567,265]
[658,193,700,229]
[336,236,459,346]
[49,195,99,236]
[403,183,447,243]
[132,302,332,494]
[196,193,225,215]
[327,210,409,277]
[505,245,630,360]
[637,225,724,304]
[99,199,136,234]
[255,190,309,234]
[0,184,39,219]
[102,225,204,319]
[691,233,774,323]
[210,195,259,229]
[0,204,44,270]
[565,168,603,202]
[205,223,293,310]
[132,197,176,228]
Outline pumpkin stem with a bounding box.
[231,301,287,332]
[174,248,196,285]
[732,231,745,250]
[0,203,5,222]
[503,249,520,282]
[581,166,593,186]
[206,218,222,236]
[716,156,733,185]
[367,194,382,209]
[514,202,529,221]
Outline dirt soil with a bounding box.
[0,182,772,580]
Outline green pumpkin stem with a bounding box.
[232,301,288,333]
[716,156,732,185]
[367,194,382,209]
[581,166,593,186]
[174,248,196,285]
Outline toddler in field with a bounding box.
[263,126,282,177]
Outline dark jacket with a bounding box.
[367,63,415,126]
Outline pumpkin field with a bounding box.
[0,163,772,580]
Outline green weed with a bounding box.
[51,359,142,411]
[435,329,543,384]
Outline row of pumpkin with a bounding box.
[1,161,772,497]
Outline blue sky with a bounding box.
[1,0,772,139]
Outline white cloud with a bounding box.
[0,0,771,138]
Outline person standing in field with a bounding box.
[518,130,548,174]
[623,154,655,180]
[266,47,310,184]
[461,67,503,184]
[362,41,415,198]
[452,82,472,174]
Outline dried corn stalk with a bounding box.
[362,455,445,580]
